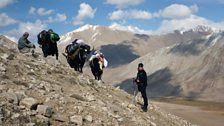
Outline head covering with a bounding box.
[48,29,53,32]
[138,63,143,68]
[23,32,29,37]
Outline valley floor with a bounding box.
[153,100,224,126]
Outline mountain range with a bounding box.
[58,25,224,102]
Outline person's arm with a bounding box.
[25,39,35,48]
[135,72,140,84]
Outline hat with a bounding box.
[23,32,29,36]
[48,29,53,32]
[138,63,143,67]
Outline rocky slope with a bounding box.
[0,36,196,125]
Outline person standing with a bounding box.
[135,63,148,112]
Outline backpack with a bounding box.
[50,32,60,42]
[37,30,47,45]
[66,43,79,55]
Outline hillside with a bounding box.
[0,36,196,125]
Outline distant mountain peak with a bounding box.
[191,25,214,33]
[74,24,100,32]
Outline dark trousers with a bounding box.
[138,85,148,108]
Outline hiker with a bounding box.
[48,29,60,60]
[89,51,108,80]
[134,63,148,112]
[37,30,48,57]
[37,29,60,60]
[18,32,36,53]
[64,39,91,73]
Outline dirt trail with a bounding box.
[153,101,224,126]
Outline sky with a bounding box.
[1,0,224,42]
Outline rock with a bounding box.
[97,100,106,106]
[27,110,37,116]
[70,115,83,125]
[1,54,8,61]
[70,94,86,101]
[117,117,124,122]
[1,92,18,105]
[14,91,26,103]
[36,105,53,117]
[11,113,20,120]
[127,104,136,109]
[26,123,36,126]
[52,114,68,122]
[86,94,95,102]
[84,115,93,123]
[7,54,15,60]
[35,114,50,126]
[74,106,84,114]
[0,63,6,72]
[20,97,39,110]
[150,121,157,126]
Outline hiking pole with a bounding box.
[131,78,138,104]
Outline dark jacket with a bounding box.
[136,69,147,87]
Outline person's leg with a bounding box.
[19,47,31,53]
[42,45,48,57]
[140,86,148,111]
[55,43,59,60]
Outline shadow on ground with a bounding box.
[100,43,140,68]
[115,68,183,98]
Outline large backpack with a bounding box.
[50,32,60,42]
[66,43,79,55]
[37,30,47,45]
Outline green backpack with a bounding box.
[50,32,60,42]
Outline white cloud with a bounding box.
[109,9,153,20]
[0,13,17,26]
[109,22,152,34]
[106,0,144,8]
[73,3,96,26]
[5,20,48,42]
[28,7,54,16]
[0,0,16,8]
[28,6,36,15]
[45,13,67,23]
[160,4,198,19]
[157,15,224,33]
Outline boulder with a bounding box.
[70,94,86,101]
[36,105,53,117]
[1,92,18,105]
[20,97,39,110]
[52,114,68,122]
[84,115,93,123]
[70,115,83,125]
[35,114,50,126]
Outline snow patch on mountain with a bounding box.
[74,24,99,32]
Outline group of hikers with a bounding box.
[17,31,148,112]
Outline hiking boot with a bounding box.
[141,106,148,112]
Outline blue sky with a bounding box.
[0,0,224,42]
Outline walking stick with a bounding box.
[131,78,138,104]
